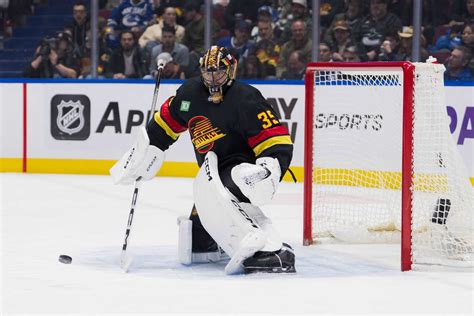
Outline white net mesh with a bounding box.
[310,63,473,268]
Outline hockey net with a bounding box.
[303,61,473,270]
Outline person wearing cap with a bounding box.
[217,20,255,63]
[277,19,312,78]
[278,0,312,43]
[330,20,353,61]
[395,26,429,62]
[149,23,189,76]
[24,31,80,78]
[324,1,365,47]
[155,52,184,79]
[250,6,280,42]
[354,0,402,61]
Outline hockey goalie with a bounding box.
[110,46,296,274]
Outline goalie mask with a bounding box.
[199,46,238,104]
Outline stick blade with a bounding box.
[120,253,133,272]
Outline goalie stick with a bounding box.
[120,58,165,272]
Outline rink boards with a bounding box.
[0,79,472,184]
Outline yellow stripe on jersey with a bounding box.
[154,111,182,140]
[252,135,293,157]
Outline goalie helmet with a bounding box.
[199,46,238,103]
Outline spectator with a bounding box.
[107,0,153,47]
[223,0,269,30]
[281,50,305,80]
[149,24,189,76]
[396,26,429,62]
[252,19,281,77]
[467,0,474,24]
[329,20,354,61]
[217,20,254,63]
[342,45,362,62]
[182,50,201,78]
[277,19,312,77]
[319,41,333,62]
[435,20,464,51]
[251,6,281,42]
[24,32,80,78]
[377,32,399,61]
[182,1,220,54]
[239,54,265,79]
[279,0,312,43]
[106,30,147,79]
[213,0,231,29]
[354,0,402,61]
[79,27,110,78]
[65,1,90,54]
[5,0,31,27]
[395,0,452,27]
[461,23,474,74]
[444,46,474,81]
[320,0,345,28]
[157,52,184,79]
[455,0,474,24]
[139,6,185,49]
[325,0,365,47]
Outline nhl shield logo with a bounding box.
[56,100,85,135]
[51,95,90,140]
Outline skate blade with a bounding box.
[244,265,296,274]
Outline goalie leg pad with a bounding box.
[239,202,282,252]
[177,216,228,265]
[194,152,272,274]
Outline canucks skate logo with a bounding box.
[189,116,226,154]
[51,95,90,141]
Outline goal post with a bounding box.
[303,61,473,271]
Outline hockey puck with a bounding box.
[58,255,72,264]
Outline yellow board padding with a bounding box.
[312,168,473,192]
[26,158,115,174]
[25,158,200,177]
[0,158,23,172]
[22,158,302,182]
[1,158,473,187]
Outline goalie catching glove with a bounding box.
[110,127,165,184]
[231,157,281,206]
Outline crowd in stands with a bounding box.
[2,0,473,81]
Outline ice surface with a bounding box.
[1,173,472,314]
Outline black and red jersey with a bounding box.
[147,77,293,176]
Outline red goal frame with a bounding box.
[303,62,416,271]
